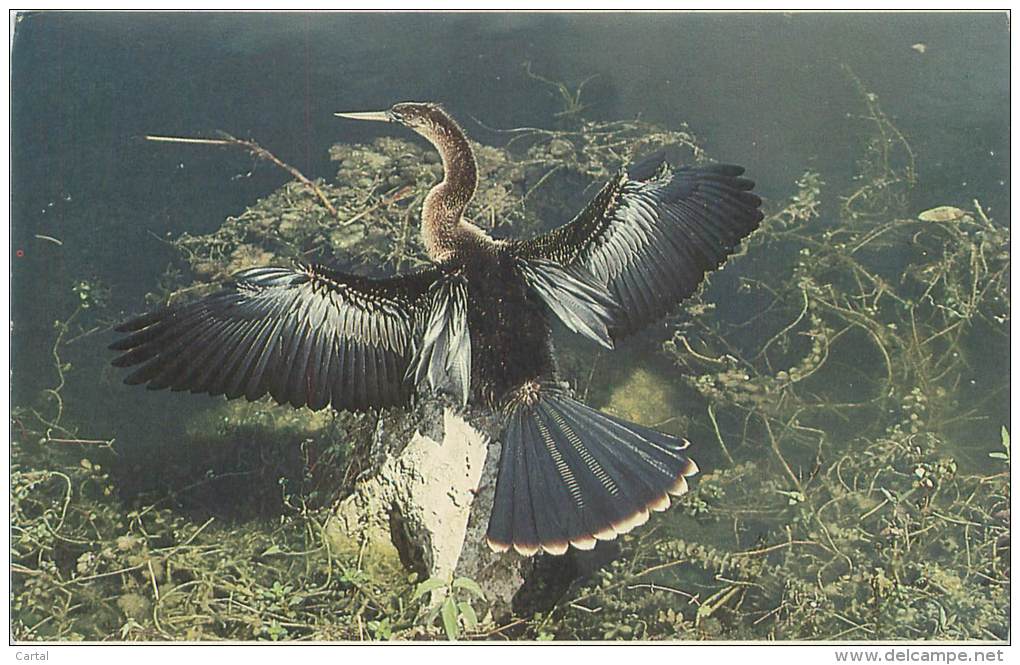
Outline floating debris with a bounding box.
[33,233,63,246]
[918,205,967,222]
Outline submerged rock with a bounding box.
[603,366,682,429]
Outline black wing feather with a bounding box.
[110,264,441,412]
[515,161,764,339]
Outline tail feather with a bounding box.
[507,411,541,556]
[553,398,681,495]
[526,408,620,552]
[519,414,574,554]
[554,407,658,538]
[556,398,697,506]
[485,422,517,552]
[486,384,698,556]
[532,403,644,542]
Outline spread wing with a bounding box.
[110,264,443,412]
[514,157,764,340]
[412,273,472,406]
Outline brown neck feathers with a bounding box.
[418,110,482,261]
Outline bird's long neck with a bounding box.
[419,114,486,262]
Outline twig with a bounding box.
[756,287,809,360]
[626,583,700,604]
[145,135,234,147]
[522,61,597,117]
[34,234,63,246]
[521,164,563,203]
[484,618,527,637]
[339,184,415,229]
[676,334,730,365]
[45,437,115,447]
[762,415,803,493]
[145,133,339,219]
[147,559,161,601]
[731,540,826,558]
[156,516,216,555]
[707,404,735,465]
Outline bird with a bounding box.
[110,101,764,556]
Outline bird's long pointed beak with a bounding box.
[333,110,392,123]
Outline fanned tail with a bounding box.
[486,383,698,556]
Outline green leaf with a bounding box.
[1002,426,1010,450]
[453,577,486,600]
[441,596,459,641]
[988,452,1008,460]
[458,601,478,630]
[412,577,448,602]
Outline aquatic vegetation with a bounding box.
[523,82,1009,641]
[10,75,1008,641]
[10,441,421,641]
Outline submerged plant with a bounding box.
[513,78,1009,642]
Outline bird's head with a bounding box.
[335,101,457,142]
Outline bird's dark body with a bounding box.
[455,248,555,406]
[112,101,765,556]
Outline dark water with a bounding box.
[10,11,1009,488]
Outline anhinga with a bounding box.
[111,102,763,556]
